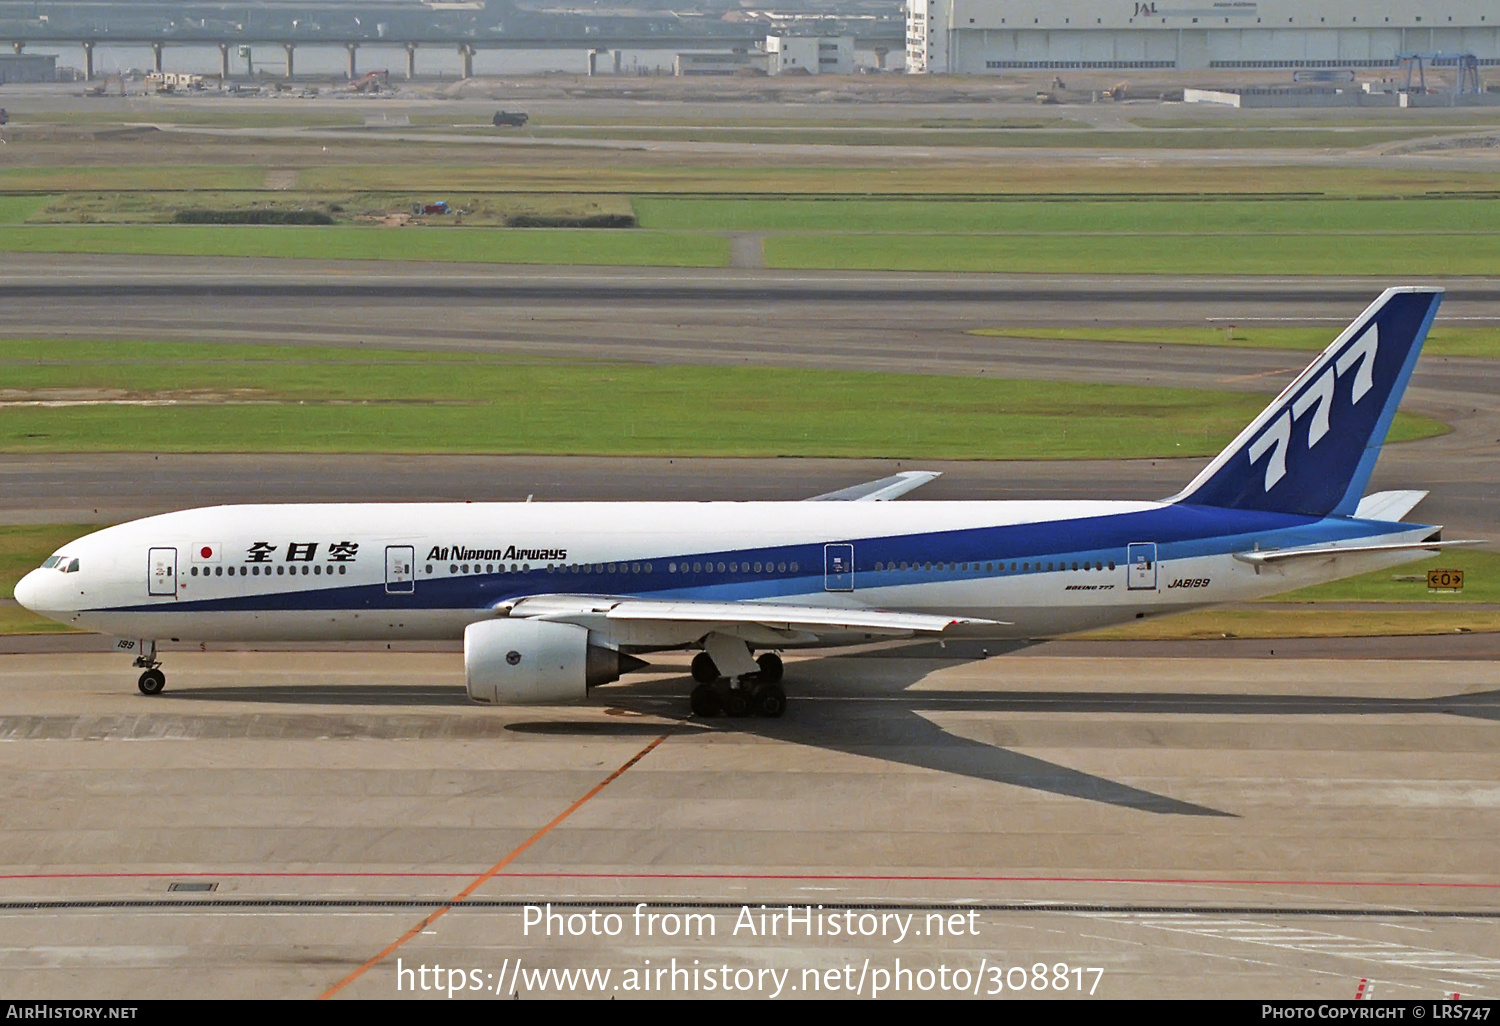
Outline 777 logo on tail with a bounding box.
[1248,324,1379,491]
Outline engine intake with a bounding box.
[464,618,643,705]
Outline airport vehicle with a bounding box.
[492,110,529,127]
[14,288,1475,717]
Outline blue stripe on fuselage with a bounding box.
[94,504,1419,614]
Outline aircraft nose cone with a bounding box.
[13,568,45,611]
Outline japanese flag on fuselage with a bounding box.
[192,543,222,563]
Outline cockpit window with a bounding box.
[42,556,60,568]
[65,558,80,573]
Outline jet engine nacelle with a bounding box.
[464,618,636,705]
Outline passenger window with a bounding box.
[215,566,223,577]
[693,562,702,573]
[1108,561,1116,570]
[1071,562,1078,571]
[777,562,786,573]
[314,565,322,575]
[754,562,763,573]
[669,563,677,573]
[278,566,286,575]
[790,562,798,573]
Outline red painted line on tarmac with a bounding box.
[317,732,671,1001]
[6,871,1500,889]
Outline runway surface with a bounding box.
[1,644,1496,999]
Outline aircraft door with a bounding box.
[148,547,177,597]
[824,543,854,592]
[1127,542,1158,590]
[385,545,415,594]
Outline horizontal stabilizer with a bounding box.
[1353,490,1428,523]
[1232,538,1484,566]
[808,470,942,502]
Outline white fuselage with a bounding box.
[14,499,1433,649]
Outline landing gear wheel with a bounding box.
[724,688,751,718]
[689,683,723,717]
[751,682,786,719]
[755,652,784,684]
[690,652,719,684]
[137,668,166,695]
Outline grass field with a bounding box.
[969,325,1500,361]
[2,194,1497,274]
[0,196,49,224]
[0,224,724,266]
[0,167,269,191]
[633,197,1500,234]
[0,338,1448,459]
[1275,550,1500,603]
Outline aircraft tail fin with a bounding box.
[1167,287,1442,518]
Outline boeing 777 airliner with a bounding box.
[14,287,1475,718]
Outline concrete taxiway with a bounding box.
[1,642,1496,999]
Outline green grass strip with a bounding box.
[0,225,727,267]
[0,196,49,224]
[0,339,1445,459]
[636,197,1500,234]
[1274,550,1500,604]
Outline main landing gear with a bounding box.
[133,640,165,695]
[689,649,786,719]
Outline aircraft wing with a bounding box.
[1232,538,1485,566]
[498,593,1002,636]
[806,470,941,502]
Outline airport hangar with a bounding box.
[905,0,1500,73]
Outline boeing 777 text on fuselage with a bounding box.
[15,288,1476,717]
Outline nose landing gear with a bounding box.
[132,640,165,695]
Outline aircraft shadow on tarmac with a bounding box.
[164,656,1499,819]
